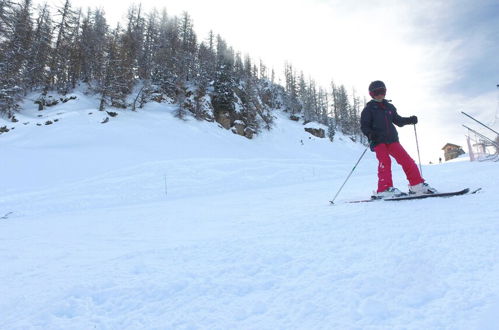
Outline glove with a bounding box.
[409,115,418,124]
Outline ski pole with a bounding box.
[413,124,423,176]
[330,146,369,205]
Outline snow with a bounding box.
[1,94,499,329]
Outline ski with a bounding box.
[339,188,481,204]
[383,188,479,201]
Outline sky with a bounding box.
[35,0,499,164]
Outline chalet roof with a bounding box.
[442,143,462,150]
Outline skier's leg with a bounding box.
[374,144,393,192]
[388,142,424,186]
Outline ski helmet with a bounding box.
[368,80,386,97]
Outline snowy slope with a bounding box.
[1,94,499,329]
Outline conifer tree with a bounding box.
[178,11,196,82]
[120,4,145,94]
[140,9,158,82]
[349,89,362,139]
[0,0,14,38]
[99,25,128,110]
[68,8,82,89]
[336,84,351,134]
[212,35,235,122]
[259,60,267,80]
[330,81,340,128]
[193,35,216,120]
[283,63,300,115]
[0,0,32,115]
[79,8,107,87]
[48,0,78,93]
[151,12,179,98]
[24,3,52,91]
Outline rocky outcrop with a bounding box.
[216,111,232,129]
[232,120,245,136]
[244,127,255,139]
[229,120,255,139]
[304,127,325,138]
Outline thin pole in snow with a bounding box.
[164,174,168,199]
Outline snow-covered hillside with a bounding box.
[1,94,499,329]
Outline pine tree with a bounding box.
[140,9,158,81]
[193,34,216,120]
[151,12,179,98]
[240,75,259,131]
[49,0,78,93]
[24,3,52,92]
[233,52,244,84]
[98,25,129,110]
[283,63,300,115]
[0,0,14,40]
[120,4,145,94]
[327,116,336,142]
[0,0,33,115]
[336,84,351,134]
[178,11,196,82]
[301,78,319,123]
[259,59,267,80]
[212,35,235,124]
[330,81,340,128]
[79,8,108,87]
[68,8,82,89]
[197,36,215,86]
[318,87,329,125]
[349,88,362,140]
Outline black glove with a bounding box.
[368,132,376,141]
[408,115,418,125]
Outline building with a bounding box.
[442,143,465,161]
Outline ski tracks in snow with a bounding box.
[1,174,499,329]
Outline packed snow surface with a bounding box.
[1,93,499,329]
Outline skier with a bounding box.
[360,80,437,198]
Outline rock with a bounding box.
[304,127,325,138]
[233,120,245,136]
[244,127,255,139]
[61,95,77,103]
[216,111,231,129]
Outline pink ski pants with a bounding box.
[374,142,424,193]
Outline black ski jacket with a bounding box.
[360,99,413,149]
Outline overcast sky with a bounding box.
[37,0,499,164]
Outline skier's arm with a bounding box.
[360,107,373,137]
[392,108,417,127]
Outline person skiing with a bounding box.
[360,80,437,198]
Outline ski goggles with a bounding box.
[370,88,386,96]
